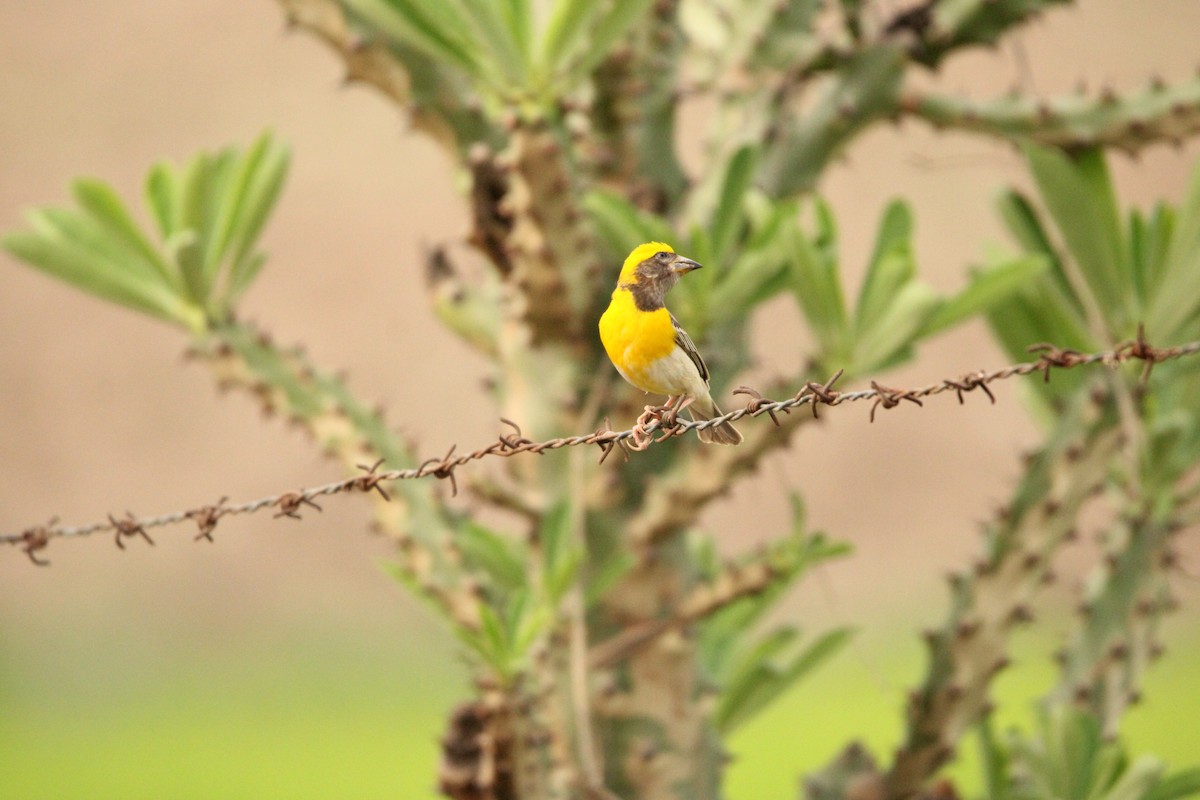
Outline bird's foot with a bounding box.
[659,395,695,430]
[630,403,668,450]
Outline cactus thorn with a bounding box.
[1008,604,1034,625]
[955,620,981,640]
[1100,86,1118,105]
[1150,74,1166,91]
[945,683,965,702]
[991,656,1011,676]
[1073,684,1092,703]
[1108,641,1130,661]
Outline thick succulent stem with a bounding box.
[627,396,819,546]
[191,319,481,628]
[884,393,1119,800]
[590,0,688,212]
[277,0,496,158]
[1050,507,1180,736]
[758,46,906,198]
[906,76,1200,155]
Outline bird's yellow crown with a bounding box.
[619,241,674,284]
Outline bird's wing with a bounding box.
[670,312,710,385]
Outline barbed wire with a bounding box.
[6,333,1199,564]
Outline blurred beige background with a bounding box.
[2,0,1199,795]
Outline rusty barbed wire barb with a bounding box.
[187,498,229,542]
[109,511,154,549]
[20,517,56,566]
[869,380,924,423]
[5,336,1200,559]
[275,492,323,520]
[351,459,392,502]
[943,371,996,405]
[732,386,782,427]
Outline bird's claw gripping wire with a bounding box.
[629,405,665,451]
[630,397,693,450]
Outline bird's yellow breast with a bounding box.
[599,288,677,393]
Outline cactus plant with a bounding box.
[4,2,1200,799]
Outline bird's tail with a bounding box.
[690,396,743,445]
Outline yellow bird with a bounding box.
[599,242,743,446]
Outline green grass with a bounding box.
[0,634,464,800]
[2,624,1196,798]
[727,625,1200,799]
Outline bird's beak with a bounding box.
[671,256,703,274]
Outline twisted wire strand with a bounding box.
[7,336,1199,562]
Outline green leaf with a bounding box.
[563,0,654,86]
[996,190,1063,278]
[454,0,527,83]
[166,230,206,304]
[1105,758,1167,800]
[852,281,941,372]
[538,0,603,76]
[585,551,635,607]
[863,200,913,282]
[1149,155,1200,341]
[72,179,179,291]
[27,206,165,289]
[539,501,579,603]
[204,138,267,281]
[2,229,191,326]
[345,0,491,84]
[226,252,267,304]
[1023,144,1131,330]
[145,161,179,240]
[711,146,758,262]
[978,717,1010,800]
[715,627,852,733]
[923,254,1049,336]
[855,243,915,338]
[584,190,676,257]
[221,134,290,304]
[456,521,527,591]
[500,0,533,70]
[783,216,848,357]
[1144,769,1200,800]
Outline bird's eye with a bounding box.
[655,251,671,261]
